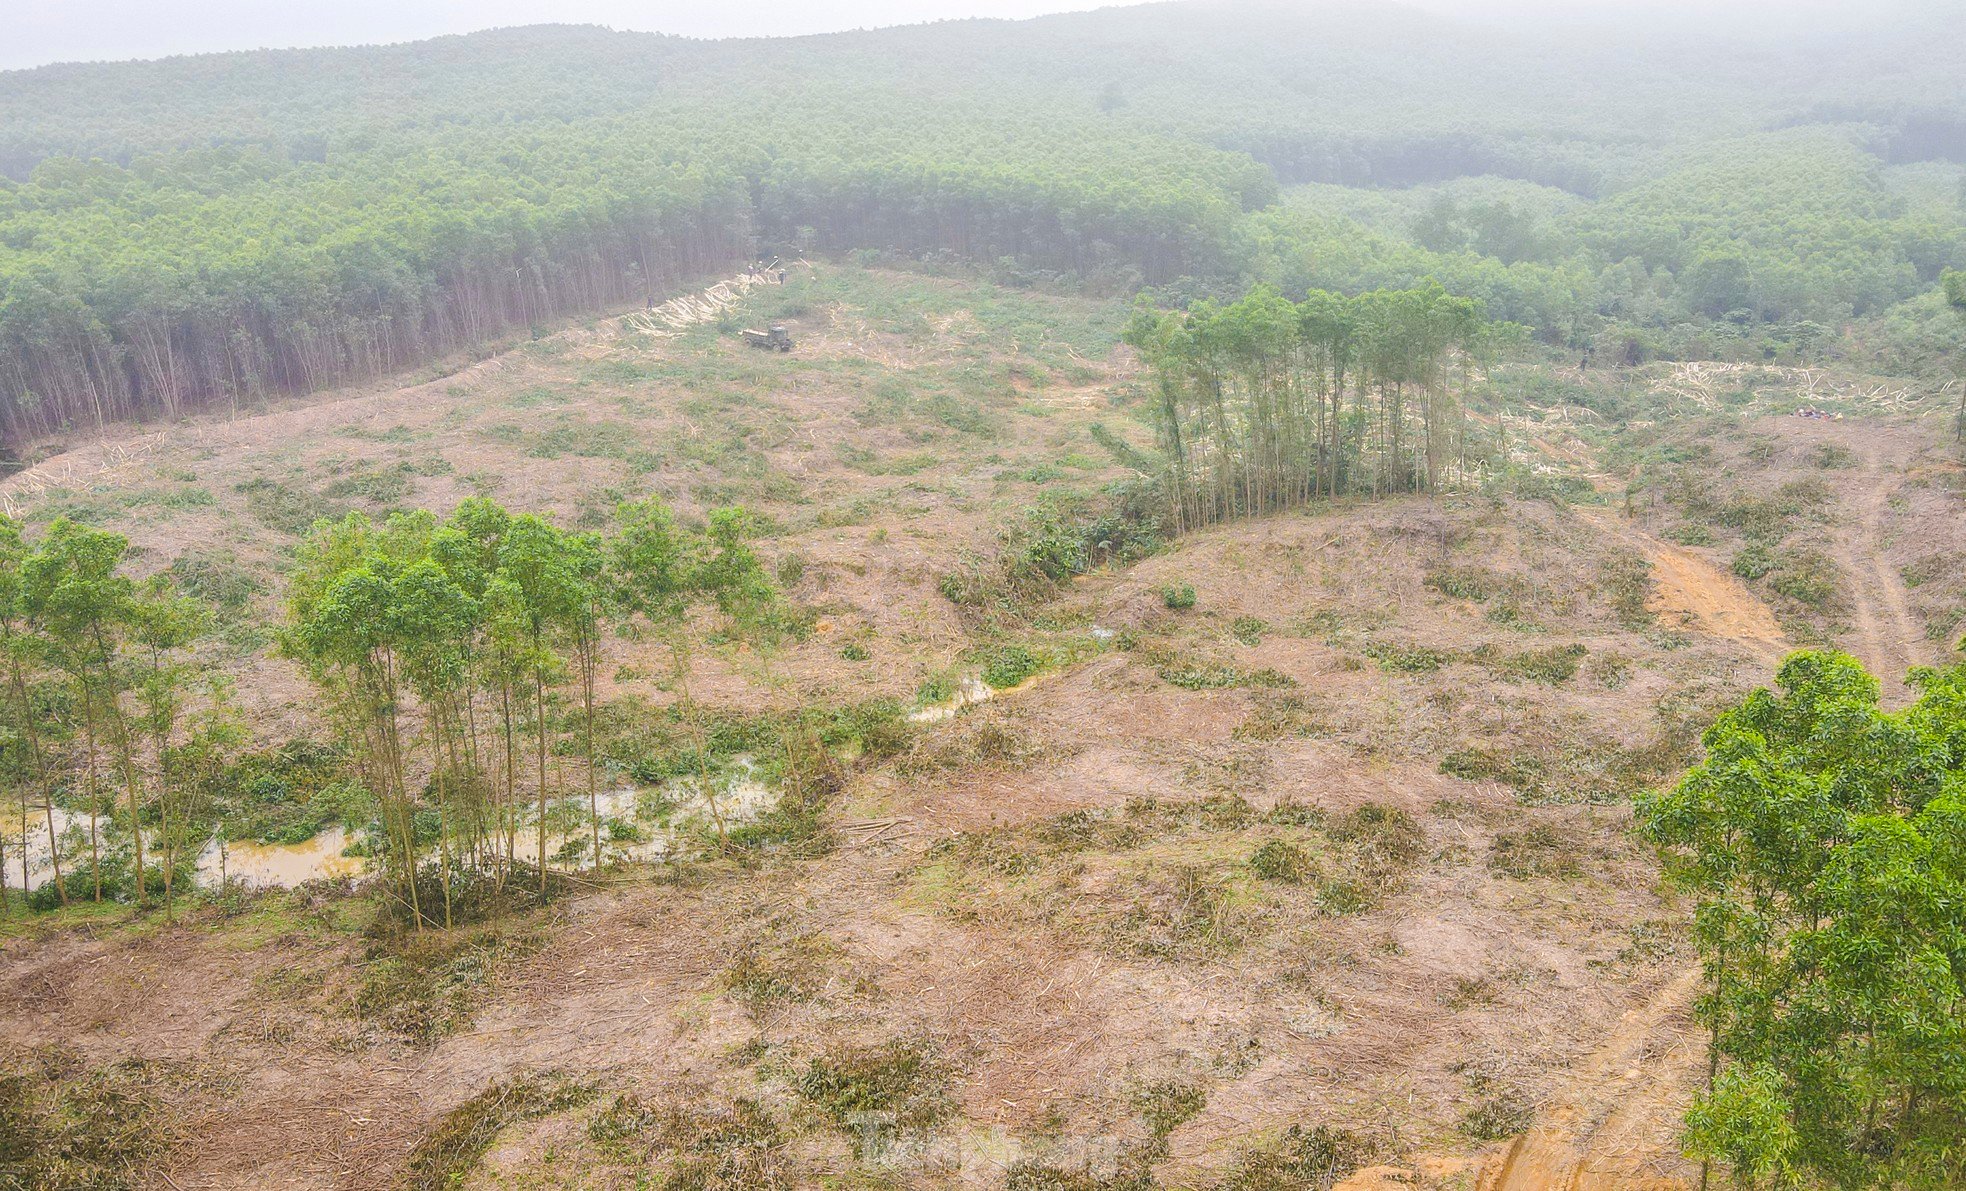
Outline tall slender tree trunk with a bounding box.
[502,682,518,884]
[430,716,453,930]
[533,662,549,898]
[582,636,600,872]
[80,691,102,902]
[105,701,147,911]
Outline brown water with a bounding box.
[196,826,366,889]
[2,759,782,896]
[3,799,80,894]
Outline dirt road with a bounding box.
[1478,969,1703,1191]
[1828,445,1929,697]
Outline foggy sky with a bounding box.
[7,2,1110,70]
[7,0,1934,72]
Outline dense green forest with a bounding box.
[0,1,1962,444]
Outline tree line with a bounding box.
[0,103,1267,448]
[0,494,777,929]
[1121,283,1492,534]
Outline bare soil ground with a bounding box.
[1,270,1961,1190]
[1617,410,1965,702]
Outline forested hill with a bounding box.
[6,3,1961,183]
[1,0,1963,448]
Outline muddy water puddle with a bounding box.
[197,826,364,889]
[512,758,777,867]
[1,759,780,895]
[2,799,80,894]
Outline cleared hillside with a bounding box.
[2,264,1959,1188]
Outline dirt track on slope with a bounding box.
[1828,443,1930,696]
[1477,969,1703,1191]
[1582,509,1787,663]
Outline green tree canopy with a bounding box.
[1639,651,1966,1188]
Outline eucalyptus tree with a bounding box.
[390,557,478,928]
[494,515,579,895]
[23,519,143,905]
[699,509,775,631]
[435,498,520,877]
[477,573,535,882]
[129,580,206,919]
[611,496,708,827]
[163,684,246,892]
[559,531,609,872]
[286,513,425,924]
[611,499,779,846]
[0,517,61,907]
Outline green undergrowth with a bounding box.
[795,1036,953,1154]
[940,492,1166,622]
[914,797,1427,958]
[1441,735,1685,804]
[398,1074,595,1191]
[1131,641,1295,691]
[588,1092,792,1186]
[0,1050,193,1191]
[353,921,548,1045]
[1358,639,1589,683]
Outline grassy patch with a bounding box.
[795,1037,950,1151]
[1215,1123,1377,1190]
[167,548,262,616]
[1460,1085,1533,1141]
[1488,824,1584,879]
[1145,643,1296,691]
[0,1051,181,1191]
[235,477,343,535]
[1249,839,1312,883]
[896,716,1058,778]
[1733,542,1775,580]
[1598,549,1653,628]
[1360,640,1452,674]
[1234,693,1332,742]
[629,1095,790,1187]
[1425,564,1506,601]
[1769,546,1841,611]
[1471,642,1587,684]
[353,924,544,1045]
[1441,738,1678,805]
[1230,616,1269,646]
[1124,863,1252,956]
[1133,1079,1207,1137]
[916,796,1419,949]
[724,931,844,1010]
[398,1075,593,1191]
[981,643,1042,689]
